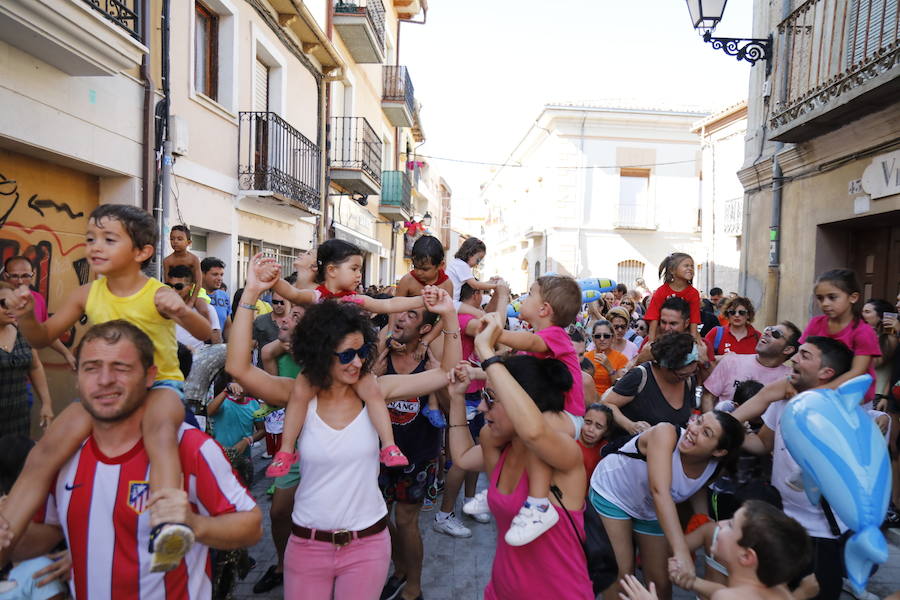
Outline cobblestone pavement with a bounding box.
[233,447,900,599]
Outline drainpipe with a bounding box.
[318,5,335,245]
[764,0,792,325]
[154,0,172,279]
[140,0,154,214]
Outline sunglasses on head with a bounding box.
[763,326,784,339]
[725,309,748,317]
[271,299,285,305]
[480,387,497,408]
[333,344,371,365]
[166,282,187,291]
[593,333,613,339]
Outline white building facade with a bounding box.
[481,103,707,294]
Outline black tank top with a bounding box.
[385,354,441,464]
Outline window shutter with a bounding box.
[254,59,269,112]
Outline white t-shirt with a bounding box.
[762,399,846,539]
[176,300,220,352]
[446,258,474,302]
[292,399,387,531]
[705,353,791,405]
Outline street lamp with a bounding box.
[685,0,772,69]
[422,212,432,227]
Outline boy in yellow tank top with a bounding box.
[1,204,212,572]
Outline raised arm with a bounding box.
[155,287,212,341]
[446,365,486,472]
[358,294,425,315]
[224,255,293,404]
[272,278,317,305]
[475,313,581,471]
[731,378,790,424]
[13,285,89,349]
[497,329,548,354]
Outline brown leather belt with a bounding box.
[291,516,388,547]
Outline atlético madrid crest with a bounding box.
[128,481,150,515]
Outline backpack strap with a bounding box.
[636,364,649,395]
[713,326,725,354]
[820,497,842,537]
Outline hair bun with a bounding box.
[539,358,573,393]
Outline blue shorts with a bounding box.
[151,379,186,401]
[590,489,663,536]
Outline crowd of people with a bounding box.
[0,203,896,600]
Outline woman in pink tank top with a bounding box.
[447,314,593,600]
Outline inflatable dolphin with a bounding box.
[507,295,526,318]
[577,278,616,294]
[780,375,890,594]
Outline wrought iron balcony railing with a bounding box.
[330,117,383,185]
[81,0,141,40]
[238,112,321,212]
[723,196,743,235]
[383,66,416,116]
[769,0,900,138]
[334,0,386,50]
[380,171,412,215]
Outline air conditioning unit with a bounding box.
[169,115,189,156]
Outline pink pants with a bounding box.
[284,529,391,600]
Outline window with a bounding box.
[618,168,651,228]
[617,260,645,289]
[195,2,219,100]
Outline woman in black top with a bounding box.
[601,332,698,436]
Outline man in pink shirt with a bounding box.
[3,256,76,370]
[702,321,801,411]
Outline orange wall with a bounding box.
[0,149,99,433]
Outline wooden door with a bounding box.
[850,226,891,301]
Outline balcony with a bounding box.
[411,103,426,142]
[379,171,412,219]
[615,203,656,230]
[330,116,382,196]
[238,112,321,215]
[768,0,900,142]
[722,196,743,236]
[333,0,386,64]
[0,0,146,76]
[382,66,416,127]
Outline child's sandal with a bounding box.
[265,451,298,478]
[379,444,409,467]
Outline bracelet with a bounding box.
[239,302,259,311]
[449,423,468,428]
[481,355,503,370]
[442,329,461,335]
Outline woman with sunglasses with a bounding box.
[585,320,629,397]
[590,410,744,599]
[703,297,760,363]
[607,306,639,360]
[448,313,593,600]
[0,282,53,436]
[602,332,700,437]
[225,255,461,600]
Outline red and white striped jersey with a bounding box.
[36,423,256,599]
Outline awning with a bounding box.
[333,223,382,255]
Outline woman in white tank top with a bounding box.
[225,256,462,600]
[590,411,744,600]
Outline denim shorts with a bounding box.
[589,489,663,536]
[151,379,186,401]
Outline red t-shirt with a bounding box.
[577,438,606,479]
[644,283,701,324]
[458,313,485,394]
[704,324,761,362]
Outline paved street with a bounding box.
[232,446,899,599]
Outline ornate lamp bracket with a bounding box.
[703,31,773,72]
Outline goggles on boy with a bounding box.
[333,344,371,365]
[166,282,187,291]
[480,387,497,409]
[593,333,613,339]
[763,326,784,339]
[725,309,748,317]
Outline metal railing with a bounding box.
[238,112,321,211]
[380,171,412,214]
[383,66,416,116]
[615,203,655,229]
[723,196,743,235]
[334,0,386,50]
[82,0,141,40]
[769,0,900,130]
[330,117,383,184]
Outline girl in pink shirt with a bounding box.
[799,268,881,404]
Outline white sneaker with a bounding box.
[468,511,491,524]
[503,502,559,547]
[462,490,490,516]
[432,512,472,538]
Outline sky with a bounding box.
[399,0,756,217]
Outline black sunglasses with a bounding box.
[763,326,784,339]
[271,299,285,305]
[593,333,613,339]
[611,324,627,330]
[166,282,187,291]
[333,345,371,365]
[725,309,748,317]
[480,387,497,408]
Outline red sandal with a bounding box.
[379,445,409,467]
[265,451,298,478]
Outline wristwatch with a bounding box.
[481,355,504,371]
